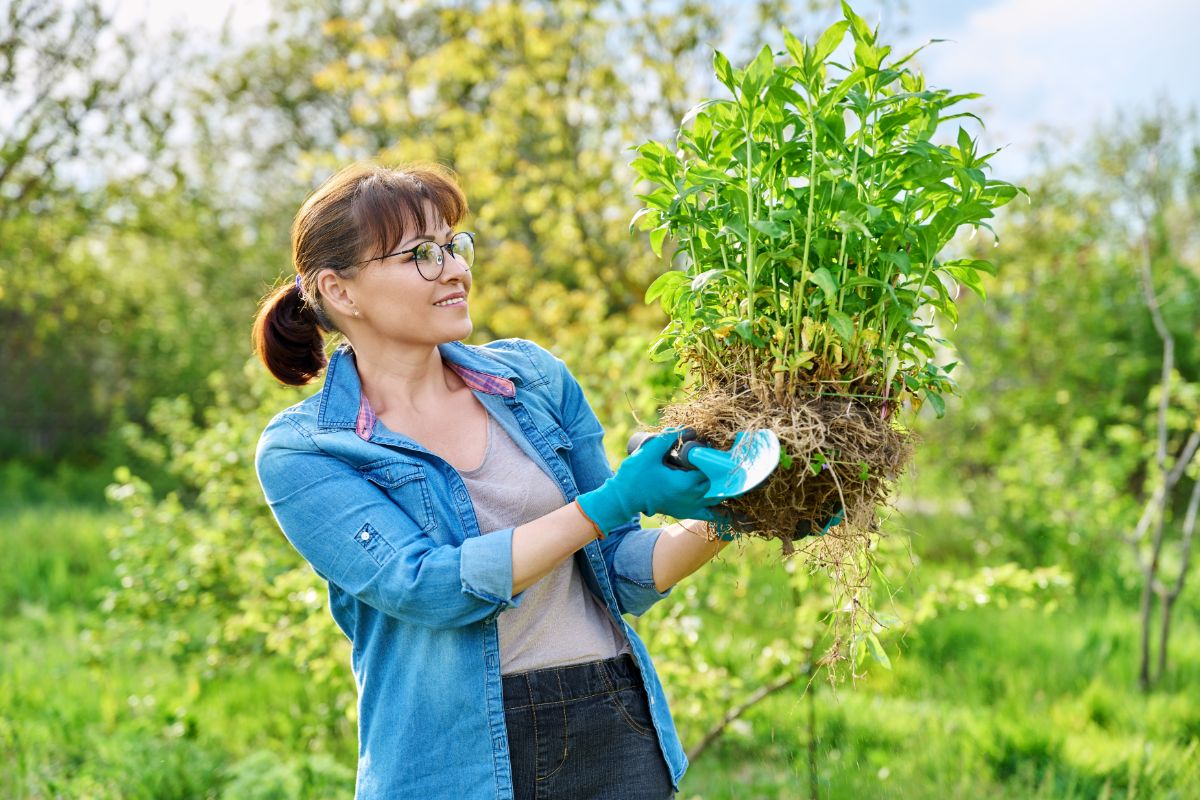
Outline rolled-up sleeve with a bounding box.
[539,348,672,616]
[255,417,522,629]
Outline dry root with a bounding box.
[650,352,916,593]
[637,346,917,675]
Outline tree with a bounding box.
[1098,108,1200,690]
[913,106,1198,582]
[0,0,136,461]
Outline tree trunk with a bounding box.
[1156,592,1175,683]
[1138,578,1155,692]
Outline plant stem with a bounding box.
[834,110,864,314]
[794,95,819,367]
[745,105,757,317]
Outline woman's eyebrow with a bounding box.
[398,228,454,249]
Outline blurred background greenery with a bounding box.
[1,0,1197,797]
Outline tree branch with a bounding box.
[1166,470,1200,602]
[687,669,805,762]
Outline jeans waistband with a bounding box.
[502,654,643,709]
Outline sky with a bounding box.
[104,0,1197,180]
[890,0,1198,177]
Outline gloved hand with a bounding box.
[682,505,748,541]
[576,431,722,534]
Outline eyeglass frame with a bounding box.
[353,231,475,281]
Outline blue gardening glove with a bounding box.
[576,431,721,534]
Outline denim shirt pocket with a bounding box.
[359,458,437,533]
[538,421,579,496]
[541,422,574,454]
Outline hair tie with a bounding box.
[294,274,304,299]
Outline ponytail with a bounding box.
[253,279,327,386]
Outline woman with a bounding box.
[252,162,736,800]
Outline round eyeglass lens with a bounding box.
[412,240,444,280]
[450,232,475,268]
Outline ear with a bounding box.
[316,268,358,319]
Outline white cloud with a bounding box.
[105,0,271,37]
[900,0,1199,176]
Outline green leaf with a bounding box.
[782,27,806,68]
[649,226,669,258]
[742,44,775,97]
[722,220,750,244]
[808,267,838,300]
[936,292,959,326]
[925,390,946,418]
[779,450,794,470]
[648,335,677,363]
[843,275,891,292]
[713,50,737,93]
[828,310,854,344]
[635,187,674,211]
[853,36,882,71]
[629,206,660,233]
[637,140,672,160]
[945,265,986,300]
[687,164,732,183]
[956,126,974,163]
[680,99,721,129]
[750,219,787,238]
[866,632,892,670]
[644,270,688,305]
[879,251,912,275]
[629,157,666,182]
[944,257,997,276]
[813,19,850,64]
[690,269,723,291]
[842,0,875,44]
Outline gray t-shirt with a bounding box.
[458,412,629,675]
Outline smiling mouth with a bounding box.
[433,297,466,307]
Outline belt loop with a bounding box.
[554,668,565,705]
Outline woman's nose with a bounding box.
[441,251,471,279]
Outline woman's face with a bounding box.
[328,211,474,349]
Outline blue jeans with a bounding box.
[502,654,677,800]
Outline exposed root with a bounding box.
[643,348,918,667]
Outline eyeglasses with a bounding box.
[357,231,476,281]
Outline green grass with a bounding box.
[2,501,1197,799]
[0,504,354,798]
[0,504,118,616]
[679,602,1200,799]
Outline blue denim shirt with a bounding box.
[254,338,689,798]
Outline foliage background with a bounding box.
[1,0,1198,797]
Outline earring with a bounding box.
[354,309,361,317]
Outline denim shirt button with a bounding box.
[360,531,371,541]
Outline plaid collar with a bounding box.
[313,341,518,440]
[354,360,515,440]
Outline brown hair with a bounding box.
[252,162,469,385]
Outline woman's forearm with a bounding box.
[510,502,598,595]
[651,520,731,592]
[510,509,731,598]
